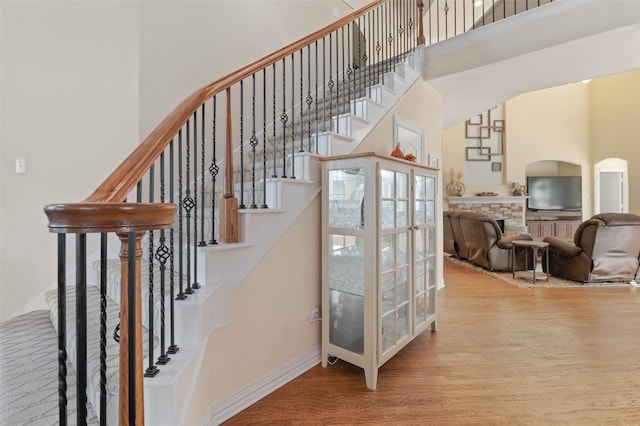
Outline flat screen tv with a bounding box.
[527,176,582,211]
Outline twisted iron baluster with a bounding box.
[200,105,207,246]
[346,23,353,117]
[262,68,268,209]
[328,33,334,132]
[209,96,218,245]
[156,151,171,365]
[168,137,180,354]
[192,109,201,290]
[272,63,277,179]
[306,45,313,153]
[176,129,186,301]
[57,234,67,426]
[99,233,107,426]
[239,80,246,208]
[291,52,296,179]
[322,37,327,134]
[299,48,304,154]
[145,164,159,377]
[75,234,87,424]
[281,58,288,178]
[184,116,195,295]
[314,40,319,153]
[250,73,258,208]
[335,30,340,133]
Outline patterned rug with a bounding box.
[445,255,636,288]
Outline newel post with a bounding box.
[117,231,146,426]
[219,87,239,243]
[417,0,425,45]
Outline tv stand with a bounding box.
[526,210,582,240]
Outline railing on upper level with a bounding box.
[42,0,556,424]
[424,0,554,44]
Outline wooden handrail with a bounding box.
[84,0,393,204]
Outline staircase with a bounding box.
[0,46,425,425]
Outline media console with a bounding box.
[526,210,582,240]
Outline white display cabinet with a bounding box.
[320,152,438,390]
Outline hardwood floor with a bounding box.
[224,259,640,425]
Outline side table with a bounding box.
[512,240,549,284]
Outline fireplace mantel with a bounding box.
[447,196,529,203]
[446,196,529,228]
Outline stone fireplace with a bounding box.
[446,196,528,230]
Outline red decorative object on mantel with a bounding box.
[404,153,416,162]
[390,144,404,158]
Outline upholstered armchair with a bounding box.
[452,211,533,272]
[543,213,640,282]
[443,211,458,256]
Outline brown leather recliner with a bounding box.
[449,211,533,271]
[443,211,458,256]
[543,213,640,282]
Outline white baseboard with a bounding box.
[206,346,321,425]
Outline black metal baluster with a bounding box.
[334,31,340,134]
[156,151,171,365]
[281,58,288,178]
[399,0,405,61]
[250,73,259,208]
[306,44,313,153]
[145,164,159,377]
[272,63,277,179]
[76,233,87,425]
[57,234,67,426]
[209,96,219,245]
[388,2,394,73]
[299,49,304,155]
[184,115,194,295]
[376,8,382,87]
[368,11,372,100]
[328,34,333,133]
[176,129,186,301]
[323,36,328,134]
[314,40,320,153]
[200,105,206,247]
[262,68,268,209]
[409,2,415,50]
[99,233,107,426]
[192,109,201,290]
[346,24,352,117]
[341,27,346,124]
[291,52,296,179]
[168,138,180,354]
[239,80,247,208]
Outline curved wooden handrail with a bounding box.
[44,202,176,233]
[85,0,393,203]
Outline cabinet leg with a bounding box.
[364,367,378,390]
[431,320,437,332]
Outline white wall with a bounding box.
[0,0,351,323]
[0,1,140,321]
[138,0,353,139]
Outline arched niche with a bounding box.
[525,160,582,177]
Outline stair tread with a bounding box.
[0,310,101,425]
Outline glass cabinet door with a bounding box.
[379,168,411,354]
[327,167,366,354]
[413,172,436,330]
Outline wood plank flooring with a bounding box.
[224,259,640,425]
